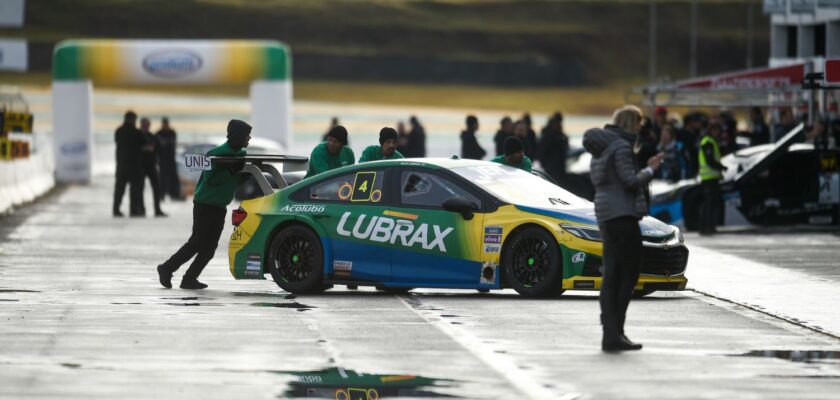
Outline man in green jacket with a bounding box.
[305,125,355,178]
[156,119,251,289]
[359,127,404,162]
[491,136,532,172]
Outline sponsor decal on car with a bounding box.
[244,253,262,278]
[643,229,665,236]
[246,254,261,271]
[333,260,352,271]
[279,204,327,213]
[484,235,502,244]
[333,260,352,279]
[484,226,503,235]
[484,244,501,254]
[571,252,586,263]
[336,211,453,252]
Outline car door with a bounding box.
[302,169,391,282]
[388,168,485,286]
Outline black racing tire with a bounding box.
[266,225,325,294]
[502,226,563,298]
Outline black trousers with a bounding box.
[113,167,144,215]
[599,216,642,339]
[142,165,163,213]
[160,203,227,281]
[699,180,721,234]
[159,160,182,200]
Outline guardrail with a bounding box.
[0,134,55,214]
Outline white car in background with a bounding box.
[176,136,286,198]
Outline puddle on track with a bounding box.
[273,367,457,398]
[733,350,840,365]
[251,302,316,311]
[0,289,41,293]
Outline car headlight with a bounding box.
[560,224,602,242]
[674,227,684,243]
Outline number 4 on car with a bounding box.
[228,158,689,297]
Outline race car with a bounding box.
[228,158,688,297]
[650,124,840,229]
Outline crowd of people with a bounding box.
[112,111,182,218]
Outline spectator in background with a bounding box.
[156,117,183,201]
[698,122,727,235]
[680,112,706,177]
[514,119,538,160]
[635,117,658,170]
[746,107,770,147]
[717,111,738,155]
[494,116,514,156]
[402,116,426,158]
[396,121,409,155]
[805,116,829,149]
[656,124,686,182]
[652,106,668,139]
[521,113,539,158]
[321,116,340,143]
[460,115,486,160]
[140,117,166,217]
[113,110,145,217]
[773,107,797,142]
[539,112,569,184]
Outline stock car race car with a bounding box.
[228,158,689,297]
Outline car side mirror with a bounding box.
[443,197,476,220]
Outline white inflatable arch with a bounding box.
[51,39,293,183]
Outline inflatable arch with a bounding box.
[51,39,292,182]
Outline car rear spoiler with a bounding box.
[732,123,804,187]
[212,155,309,196]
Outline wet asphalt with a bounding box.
[1,178,840,399]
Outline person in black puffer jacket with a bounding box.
[583,105,663,352]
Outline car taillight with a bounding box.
[232,208,247,226]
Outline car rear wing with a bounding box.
[732,123,804,187]
[211,155,309,196]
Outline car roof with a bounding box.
[302,157,496,182]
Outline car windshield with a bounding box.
[451,165,591,210]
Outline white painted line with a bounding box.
[686,243,840,338]
[397,296,580,400]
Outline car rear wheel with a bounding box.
[503,226,563,298]
[267,225,325,294]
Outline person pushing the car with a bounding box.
[156,119,252,289]
[359,127,404,162]
[491,136,532,172]
[305,125,355,178]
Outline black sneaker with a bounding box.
[180,279,208,290]
[157,265,172,289]
[113,211,124,217]
[154,211,168,217]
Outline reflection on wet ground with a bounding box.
[275,367,456,398]
[734,350,840,364]
[251,302,315,312]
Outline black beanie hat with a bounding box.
[227,119,252,142]
[504,136,524,156]
[379,127,398,144]
[327,125,348,145]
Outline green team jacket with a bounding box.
[305,142,356,178]
[193,142,246,208]
[491,154,533,172]
[359,145,405,162]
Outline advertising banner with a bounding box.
[0,39,28,71]
[53,40,289,85]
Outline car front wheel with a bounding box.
[503,226,563,298]
[267,225,325,294]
